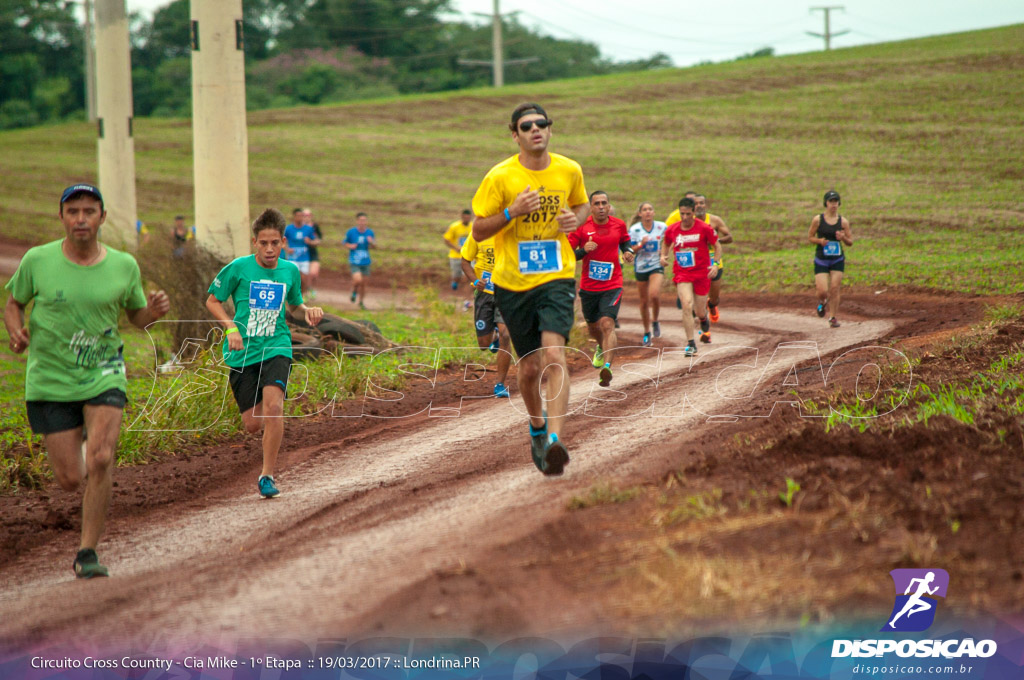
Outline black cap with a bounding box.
[823,190,841,206]
[510,102,548,130]
[60,183,104,209]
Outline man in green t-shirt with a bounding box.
[206,208,323,499]
[3,183,170,579]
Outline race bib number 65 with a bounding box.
[250,281,286,310]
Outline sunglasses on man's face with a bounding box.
[518,119,552,133]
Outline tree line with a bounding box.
[0,0,672,129]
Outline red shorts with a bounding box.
[675,275,710,297]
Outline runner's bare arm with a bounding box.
[808,215,825,246]
[288,303,324,327]
[713,216,734,244]
[839,218,854,245]
[709,241,723,277]
[126,290,170,329]
[473,186,541,240]
[4,295,29,353]
[206,295,243,351]
[461,259,484,290]
[444,237,461,254]
[556,202,589,234]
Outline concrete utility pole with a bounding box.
[190,0,251,261]
[84,0,97,122]
[808,6,849,51]
[94,0,137,249]
[458,0,537,88]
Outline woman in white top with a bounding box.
[628,202,668,347]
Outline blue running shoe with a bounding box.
[642,333,652,347]
[684,341,697,357]
[258,475,280,499]
[350,290,357,303]
[488,337,500,353]
[817,300,828,318]
[542,433,570,476]
[529,416,548,472]
[73,548,109,579]
[451,281,459,291]
[494,382,510,398]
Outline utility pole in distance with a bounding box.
[84,0,97,122]
[808,6,849,50]
[458,0,537,87]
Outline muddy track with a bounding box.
[1,237,1001,650]
[0,299,899,650]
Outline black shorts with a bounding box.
[494,278,576,358]
[308,247,319,262]
[229,355,291,413]
[634,267,664,283]
[473,290,505,336]
[711,266,724,282]
[814,258,845,274]
[26,388,127,435]
[579,287,623,324]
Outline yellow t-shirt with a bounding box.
[666,210,725,268]
[471,153,587,292]
[443,220,473,260]
[460,234,498,294]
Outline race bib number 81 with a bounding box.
[518,240,562,274]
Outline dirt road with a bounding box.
[0,296,894,649]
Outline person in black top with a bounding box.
[808,190,853,327]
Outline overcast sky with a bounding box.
[124,0,1024,66]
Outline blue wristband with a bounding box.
[503,207,511,222]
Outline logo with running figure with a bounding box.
[882,569,949,632]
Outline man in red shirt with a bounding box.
[660,197,721,356]
[569,190,634,386]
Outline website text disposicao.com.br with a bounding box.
[851,662,979,676]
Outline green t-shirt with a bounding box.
[4,240,147,402]
[208,255,303,369]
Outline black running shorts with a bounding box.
[814,258,845,274]
[579,287,623,324]
[27,388,128,435]
[473,290,505,337]
[494,279,576,358]
[634,267,664,283]
[229,355,292,414]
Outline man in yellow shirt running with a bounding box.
[443,209,474,294]
[472,102,588,476]
[461,234,512,397]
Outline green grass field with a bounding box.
[1,25,1022,294]
[0,279,479,492]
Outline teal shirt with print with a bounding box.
[208,255,303,369]
[4,240,147,401]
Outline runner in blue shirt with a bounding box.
[344,211,376,309]
[283,207,318,294]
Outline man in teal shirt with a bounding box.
[4,183,170,579]
[206,208,323,499]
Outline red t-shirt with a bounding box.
[568,216,631,292]
[664,219,718,284]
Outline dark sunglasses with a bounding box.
[518,119,552,132]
